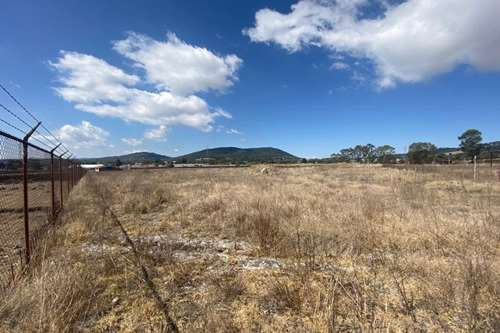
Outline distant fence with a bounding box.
[0,129,85,289]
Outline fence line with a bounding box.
[0,129,85,289]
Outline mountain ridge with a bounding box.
[81,147,299,164]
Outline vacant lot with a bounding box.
[1,164,499,332]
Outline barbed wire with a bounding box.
[0,102,57,149]
[0,116,27,136]
[0,83,39,124]
[0,103,33,131]
[0,82,74,156]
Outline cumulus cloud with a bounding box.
[113,32,242,95]
[50,33,241,135]
[121,137,143,146]
[245,0,500,88]
[144,125,168,140]
[54,121,111,150]
[226,128,243,135]
[49,51,139,104]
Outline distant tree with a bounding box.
[362,144,376,163]
[458,129,482,160]
[408,142,437,164]
[339,148,355,162]
[301,158,308,163]
[375,145,396,163]
[115,158,122,167]
[435,153,449,164]
[353,145,365,162]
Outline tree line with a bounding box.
[321,129,499,164]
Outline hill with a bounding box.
[174,147,299,164]
[81,152,170,164]
[81,147,300,165]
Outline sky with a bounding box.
[1,0,499,158]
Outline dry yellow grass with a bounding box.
[1,164,499,332]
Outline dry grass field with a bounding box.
[1,164,499,332]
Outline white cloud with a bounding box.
[49,51,139,104]
[50,33,241,134]
[113,32,242,95]
[55,121,111,150]
[226,128,243,135]
[144,125,168,140]
[124,149,141,154]
[245,0,500,88]
[121,137,143,146]
[330,61,349,70]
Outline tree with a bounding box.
[458,129,482,159]
[408,142,437,164]
[115,158,122,167]
[338,148,355,162]
[375,145,396,163]
[363,144,376,163]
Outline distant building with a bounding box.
[81,164,105,172]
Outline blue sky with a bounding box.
[1,0,499,158]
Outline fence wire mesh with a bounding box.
[26,145,52,254]
[0,131,85,290]
[0,134,24,288]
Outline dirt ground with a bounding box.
[1,164,499,332]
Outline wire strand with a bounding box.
[31,136,53,149]
[0,103,33,131]
[0,117,26,136]
[0,83,39,123]
[0,83,74,156]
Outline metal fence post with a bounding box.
[59,151,67,209]
[66,155,71,194]
[50,144,61,221]
[22,122,41,264]
[22,141,30,264]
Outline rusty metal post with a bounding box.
[22,141,30,263]
[67,155,72,194]
[50,144,61,221]
[59,151,68,209]
[22,121,42,264]
[69,160,72,190]
[72,160,75,188]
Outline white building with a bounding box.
[81,164,105,172]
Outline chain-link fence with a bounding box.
[0,130,85,290]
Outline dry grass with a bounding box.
[1,164,499,332]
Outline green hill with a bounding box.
[81,147,300,165]
[174,147,299,164]
[81,152,170,164]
